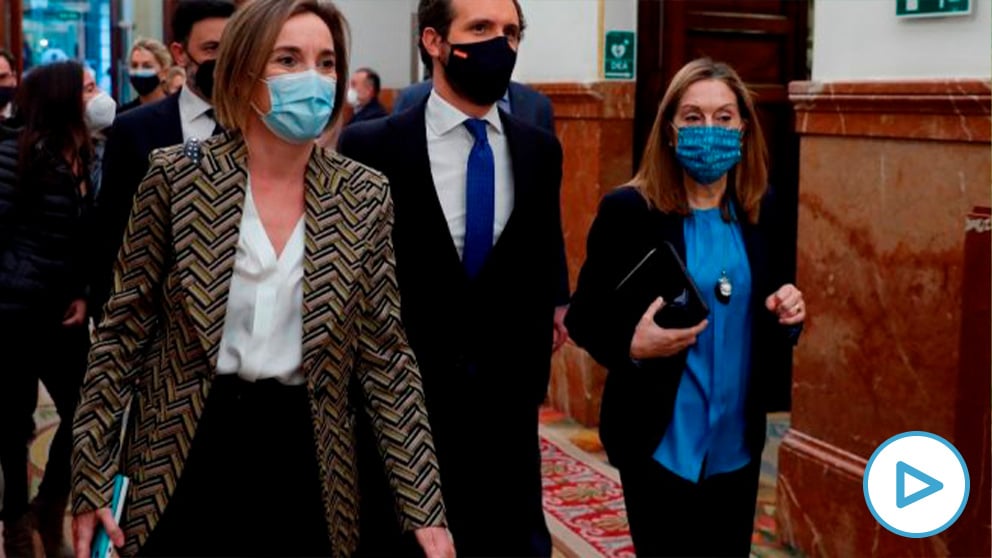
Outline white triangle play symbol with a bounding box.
[904,473,928,497]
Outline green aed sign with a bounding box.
[604,31,635,80]
[896,0,971,18]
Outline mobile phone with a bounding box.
[91,474,129,558]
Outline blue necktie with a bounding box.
[463,118,495,278]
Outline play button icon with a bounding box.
[864,432,970,538]
[896,461,943,508]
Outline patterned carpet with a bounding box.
[539,407,802,558]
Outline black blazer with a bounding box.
[338,101,564,418]
[0,129,93,319]
[390,81,568,305]
[565,186,800,469]
[91,93,183,315]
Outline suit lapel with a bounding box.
[490,111,528,265]
[391,104,465,276]
[178,133,246,370]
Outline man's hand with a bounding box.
[414,526,455,558]
[73,509,124,558]
[629,297,708,360]
[552,304,569,352]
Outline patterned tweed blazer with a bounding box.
[71,132,445,557]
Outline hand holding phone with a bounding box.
[79,475,128,558]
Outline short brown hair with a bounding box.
[214,0,349,132]
[630,58,768,224]
[130,38,174,71]
[417,0,526,69]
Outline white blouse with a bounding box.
[216,182,306,385]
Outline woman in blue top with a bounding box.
[565,58,806,557]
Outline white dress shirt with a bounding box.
[178,86,218,142]
[216,181,306,385]
[425,89,514,258]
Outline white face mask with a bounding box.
[85,92,117,133]
[346,87,360,108]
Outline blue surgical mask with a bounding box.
[256,70,336,144]
[674,126,742,186]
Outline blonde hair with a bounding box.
[213,0,349,132]
[130,38,173,72]
[630,58,768,224]
[165,65,186,82]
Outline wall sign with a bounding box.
[896,0,971,18]
[604,31,635,80]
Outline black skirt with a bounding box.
[139,374,332,557]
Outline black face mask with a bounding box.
[441,36,517,107]
[0,86,15,108]
[186,52,216,101]
[128,73,161,97]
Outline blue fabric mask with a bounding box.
[257,70,335,144]
[674,126,742,186]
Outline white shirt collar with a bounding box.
[178,85,213,122]
[426,88,503,137]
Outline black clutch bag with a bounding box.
[614,241,709,329]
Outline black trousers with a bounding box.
[618,457,760,558]
[139,375,331,557]
[356,392,550,558]
[0,318,88,521]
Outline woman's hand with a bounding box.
[765,284,806,325]
[62,298,87,327]
[73,508,124,558]
[414,526,455,558]
[629,297,708,360]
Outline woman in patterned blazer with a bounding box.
[69,1,452,557]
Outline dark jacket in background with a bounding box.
[392,80,555,133]
[90,92,182,317]
[116,97,141,115]
[347,97,388,126]
[565,186,800,469]
[0,127,93,320]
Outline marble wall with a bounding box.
[778,80,991,557]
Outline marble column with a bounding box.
[778,80,991,557]
[534,82,636,426]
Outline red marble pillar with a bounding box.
[778,81,992,556]
[533,82,636,426]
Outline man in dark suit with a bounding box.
[339,0,563,555]
[345,67,388,125]
[394,77,570,351]
[91,0,235,317]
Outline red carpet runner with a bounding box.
[540,428,635,558]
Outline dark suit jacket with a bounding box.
[391,80,568,304]
[339,100,564,412]
[91,92,183,315]
[564,186,800,470]
[338,101,563,554]
[347,97,388,125]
